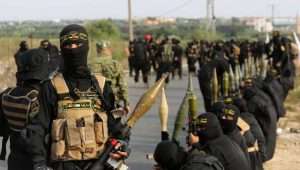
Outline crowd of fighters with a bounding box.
[151,31,298,170]
[0,25,298,170]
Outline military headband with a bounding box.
[60,31,88,44]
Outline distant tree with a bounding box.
[85,20,121,40]
[191,26,224,41]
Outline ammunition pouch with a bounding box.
[2,88,39,132]
[51,73,109,161]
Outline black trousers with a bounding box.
[134,65,150,83]
[0,134,8,160]
[156,63,172,84]
[8,151,33,170]
[172,61,182,79]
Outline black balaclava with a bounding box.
[233,98,249,113]
[196,112,223,143]
[40,39,51,51]
[210,101,226,118]
[19,41,29,52]
[154,141,186,170]
[59,24,90,78]
[17,48,49,82]
[219,104,240,133]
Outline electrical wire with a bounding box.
[158,0,194,17]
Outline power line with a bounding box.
[158,0,194,17]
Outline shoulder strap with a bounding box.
[51,73,70,95]
[4,88,14,96]
[91,74,109,110]
[25,89,39,100]
[93,73,106,93]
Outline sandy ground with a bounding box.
[264,104,300,170]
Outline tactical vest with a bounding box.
[2,88,39,132]
[50,73,109,161]
[162,43,174,63]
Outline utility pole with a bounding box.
[211,0,216,34]
[271,3,275,27]
[206,0,216,34]
[128,0,134,41]
[296,12,300,34]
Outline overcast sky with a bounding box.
[0,0,299,21]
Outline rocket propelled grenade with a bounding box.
[127,74,167,127]
[187,74,198,121]
[90,74,167,170]
[223,71,229,97]
[159,87,169,132]
[229,65,236,94]
[172,95,189,141]
[172,74,198,141]
[212,68,219,104]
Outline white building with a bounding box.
[240,17,273,33]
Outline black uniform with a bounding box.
[156,40,174,84]
[133,39,150,84]
[198,57,229,111]
[40,40,62,74]
[263,75,286,119]
[242,83,277,161]
[0,107,9,160]
[154,141,224,170]
[49,24,128,170]
[233,98,265,170]
[172,39,183,79]
[14,41,29,85]
[196,113,251,170]
[181,145,224,170]
[0,49,52,170]
[145,40,158,72]
[212,104,250,161]
[128,40,135,77]
[279,54,296,99]
[186,43,199,74]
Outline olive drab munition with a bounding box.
[187,74,198,121]
[172,74,197,141]
[235,64,241,93]
[229,65,236,95]
[223,71,229,97]
[212,68,219,104]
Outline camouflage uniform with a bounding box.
[91,55,129,107]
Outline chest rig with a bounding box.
[50,73,109,161]
[2,87,39,132]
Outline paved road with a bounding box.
[0,72,205,170]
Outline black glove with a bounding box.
[161,131,169,141]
